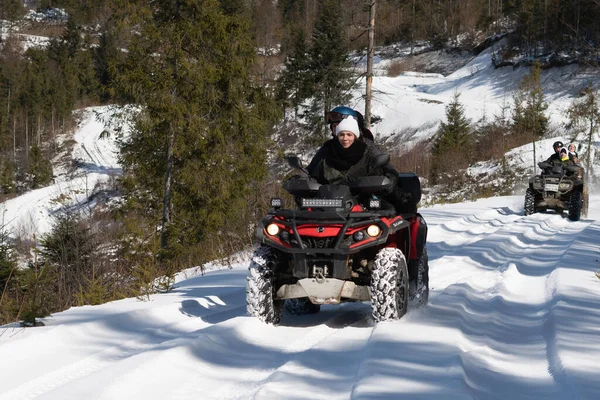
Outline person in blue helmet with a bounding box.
[325,106,375,142]
[305,114,398,206]
[306,105,375,175]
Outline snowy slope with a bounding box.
[351,46,599,149]
[0,106,122,238]
[1,196,599,400]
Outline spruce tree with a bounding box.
[434,92,471,151]
[305,0,355,140]
[28,145,53,189]
[512,63,548,167]
[114,0,280,264]
[567,86,600,176]
[430,92,472,182]
[276,26,311,117]
[0,220,16,298]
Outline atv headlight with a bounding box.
[266,223,280,236]
[353,231,365,241]
[366,225,381,237]
[532,177,543,189]
[559,182,572,191]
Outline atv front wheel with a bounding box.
[524,188,536,216]
[246,246,284,325]
[568,190,582,221]
[371,247,409,322]
[410,246,429,307]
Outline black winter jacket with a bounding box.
[306,139,398,187]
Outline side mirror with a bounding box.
[372,154,390,169]
[286,156,304,170]
[286,155,310,177]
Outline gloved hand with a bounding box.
[383,172,399,195]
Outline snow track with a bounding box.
[1,200,600,399]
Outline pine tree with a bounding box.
[276,26,311,117]
[28,145,53,189]
[114,0,280,265]
[430,92,472,182]
[305,0,355,140]
[567,86,600,176]
[0,159,15,193]
[434,92,472,154]
[0,219,16,299]
[512,63,548,167]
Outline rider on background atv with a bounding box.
[557,148,575,167]
[545,140,564,165]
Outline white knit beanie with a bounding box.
[335,116,361,138]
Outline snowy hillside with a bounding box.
[0,106,123,238]
[1,196,599,399]
[351,46,599,152]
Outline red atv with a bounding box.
[246,156,428,325]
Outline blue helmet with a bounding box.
[326,106,357,123]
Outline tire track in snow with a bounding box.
[0,287,248,400]
[423,214,593,399]
[245,307,375,400]
[537,220,600,398]
[425,207,525,254]
[430,211,588,290]
[35,306,372,400]
[160,304,376,400]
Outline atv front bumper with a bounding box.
[276,278,370,304]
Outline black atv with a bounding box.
[246,156,428,325]
[524,161,588,221]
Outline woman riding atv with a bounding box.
[306,115,398,190]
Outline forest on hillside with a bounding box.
[1,0,600,325]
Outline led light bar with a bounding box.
[369,199,381,209]
[301,198,343,208]
[270,198,282,209]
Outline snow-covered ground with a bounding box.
[1,195,599,399]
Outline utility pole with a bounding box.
[365,0,376,128]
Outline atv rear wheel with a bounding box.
[285,298,321,315]
[246,246,284,325]
[371,247,409,322]
[568,190,582,221]
[524,188,536,216]
[410,246,429,307]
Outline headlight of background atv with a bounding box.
[559,182,572,191]
[533,177,543,189]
